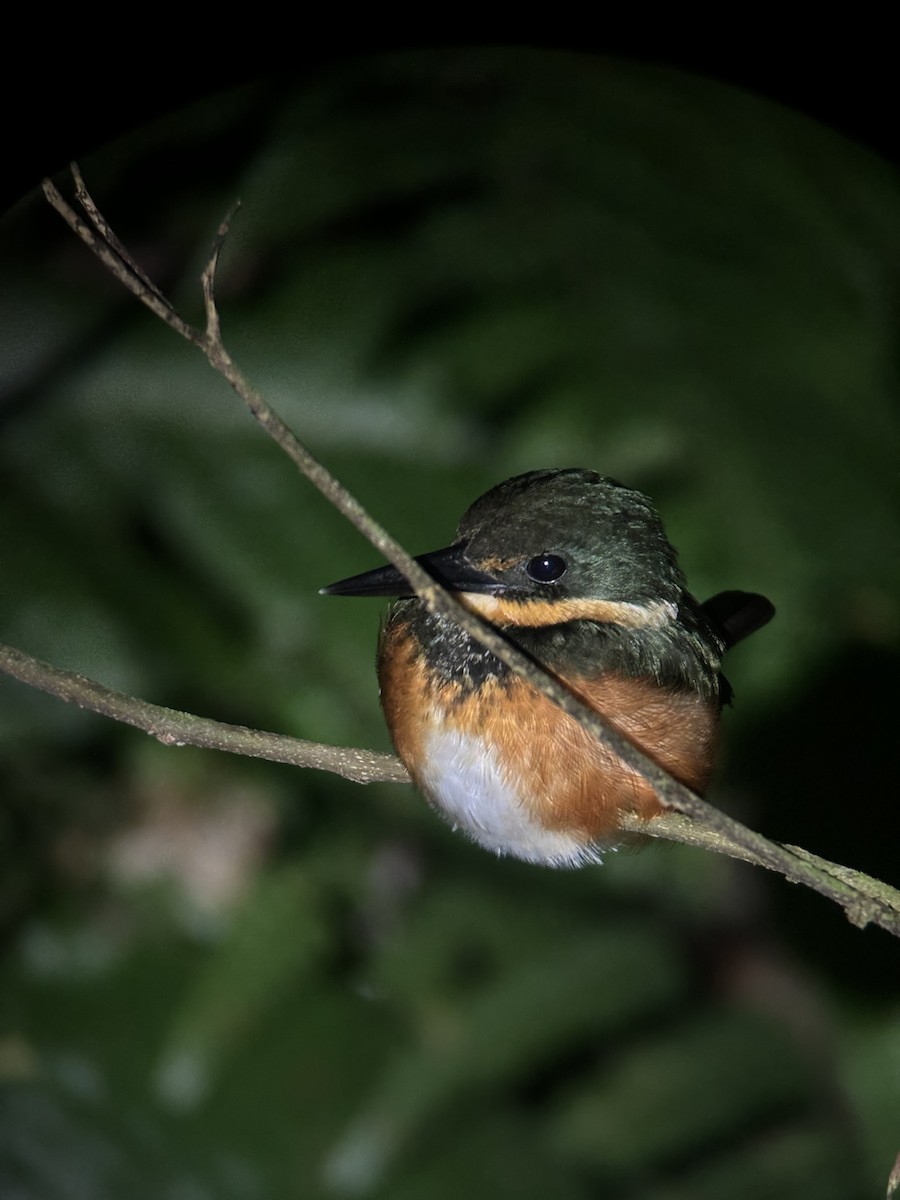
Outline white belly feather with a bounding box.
[419,726,603,867]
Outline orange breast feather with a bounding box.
[379,623,719,858]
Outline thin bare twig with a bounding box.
[4,166,895,938]
[72,166,169,306]
[619,813,900,930]
[44,169,192,339]
[0,641,407,785]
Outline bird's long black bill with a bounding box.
[701,590,775,649]
[321,544,501,598]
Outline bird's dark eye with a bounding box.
[525,553,567,583]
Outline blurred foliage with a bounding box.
[0,49,898,1198]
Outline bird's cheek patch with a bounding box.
[457,594,677,629]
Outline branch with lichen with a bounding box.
[1,166,896,937]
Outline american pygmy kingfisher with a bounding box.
[322,469,774,867]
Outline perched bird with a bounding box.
[322,469,773,867]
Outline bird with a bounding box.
[322,469,774,867]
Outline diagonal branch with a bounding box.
[620,813,900,931]
[2,166,892,938]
